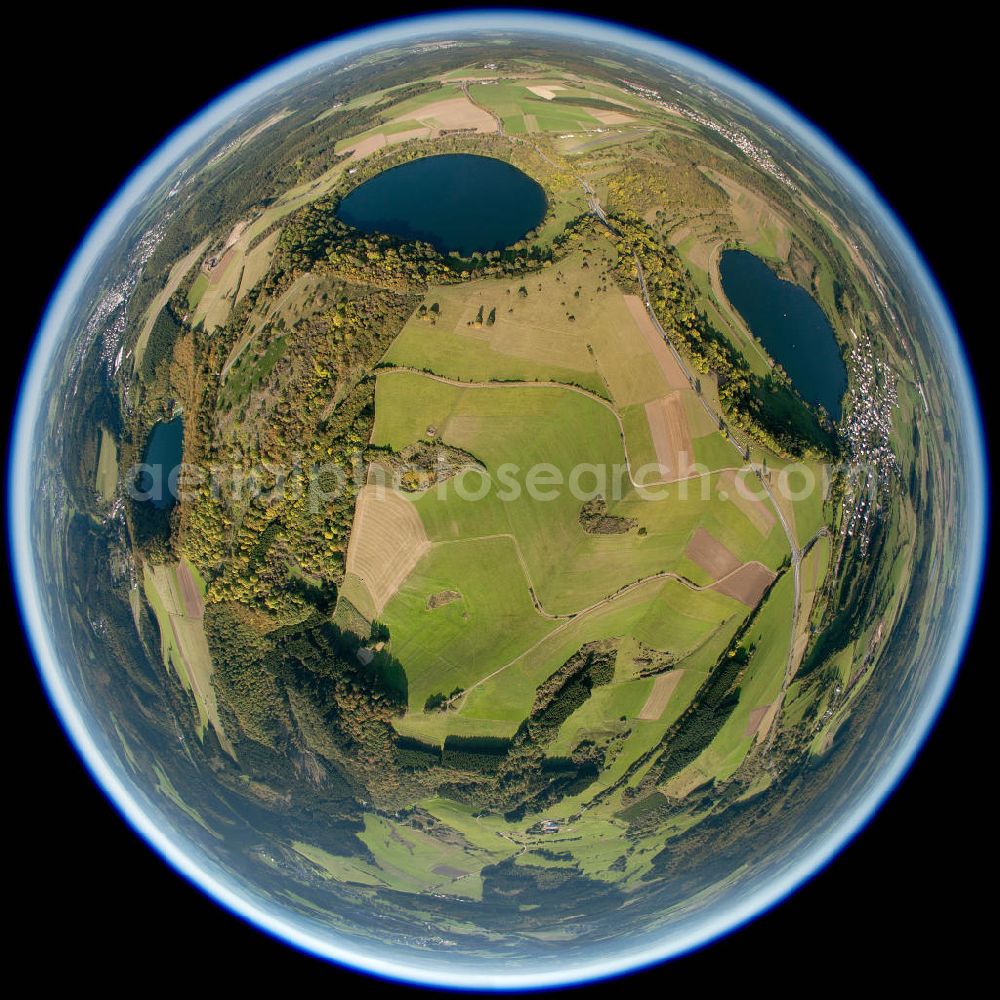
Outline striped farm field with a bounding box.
[345,485,430,616]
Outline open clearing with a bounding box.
[95,427,118,501]
[402,95,496,132]
[143,560,233,755]
[638,669,684,720]
[345,485,430,616]
[685,526,741,579]
[644,392,694,479]
[134,237,210,371]
[717,469,776,535]
[623,295,690,390]
[712,562,775,606]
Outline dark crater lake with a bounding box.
[335,153,547,257]
[720,249,847,420]
[138,416,183,509]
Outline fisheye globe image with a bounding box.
[11,11,987,990]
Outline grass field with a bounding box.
[444,575,745,741]
[421,796,520,856]
[334,86,497,157]
[384,535,556,712]
[469,82,605,133]
[381,245,627,397]
[385,246,712,418]
[291,190,823,832]
[292,841,384,887]
[293,802,513,899]
[357,813,497,899]
[346,485,430,616]
[545,677,653,756]
[371,346,788,744]
[794,533,832,660]
[192,221,283,333]
[240,154,352,247]
[381,249,748,497]
[95,427,118,501]
[186,273,208,312]
[143,560,233,755]
[665,569,794,794]
[763,455,829,549]
[134,237,209,372]
[374,370,786,613]
[382,280,604,397]
[235,230,280,306]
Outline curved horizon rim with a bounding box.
[8,8,989,991]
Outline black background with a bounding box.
[6,4,989,990]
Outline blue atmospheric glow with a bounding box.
[8,10,988,991]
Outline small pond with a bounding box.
[137,416,183,510]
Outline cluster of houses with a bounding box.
[841,329,899,554]
[619,79,795,190]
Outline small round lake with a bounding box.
[336,154,547,257]
[137,416,183,509]
[720,249,847,420]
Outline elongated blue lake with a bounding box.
[336,154,547,257]
[138,416,183,509]
[720,249,847,419]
